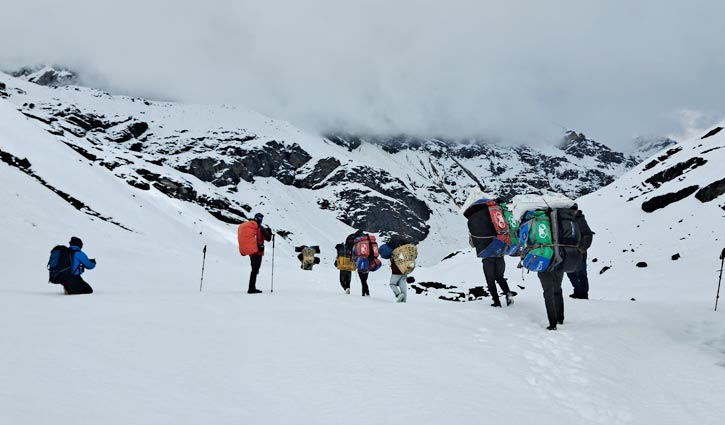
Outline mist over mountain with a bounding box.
[2,1,723,149]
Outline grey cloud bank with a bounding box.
[1,0,724,148]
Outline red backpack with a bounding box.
[352,235,381,272]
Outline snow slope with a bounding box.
[2,73,725,424]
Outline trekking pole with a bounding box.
[716,248,724,311]
[199,245,207,292]
[271,234,276,293]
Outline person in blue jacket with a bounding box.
[64,236,96,295]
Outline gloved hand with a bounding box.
[90,258,97,264]
[406,276,415,284]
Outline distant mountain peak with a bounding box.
[9,65,78,87]
[632,136,678,161]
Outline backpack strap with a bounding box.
[69,249,80,275]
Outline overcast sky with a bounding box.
[1,0,724,149]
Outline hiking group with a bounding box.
[465,192,594,330]
[333,230,417,302]
[46,191,593,329]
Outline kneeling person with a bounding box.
[65,236,96,295]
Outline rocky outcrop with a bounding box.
[695,177,725,203]
[336,189,430,241]
[180,141,311,186]
[295,157,341,188]
[560,131,638,168]
[11,66,78,86]
[642,185,700,212]
[644,157,708,188]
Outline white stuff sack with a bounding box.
[510,192,575,221]
[459,188,496,216]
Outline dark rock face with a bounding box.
[695,177,725,203]
[107,120,149,143]
[560,131,638,168]
[181,141,312,187]
[324,132,363,151]
[642,160,659,171]
[645,157,707,188]
[295,157,341,188]
[642,185,700,213]
[701,127,723,140]
[636,262,648,268]
[326,166,431,221]
[336,189,430,241]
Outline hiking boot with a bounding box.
[490,302,502,308]
[557,320,564,325]
[546,325,557,331]
[247,288,262,294]
[345,288,350,295]
[396,293,405,302]
[505,294,514,306]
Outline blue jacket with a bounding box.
[70,245,96,275]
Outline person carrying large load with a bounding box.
[334,239,356,294]
[511,192,586,330]
[379,234,417,303]
[237,213,272,294]
[461,190,518,307]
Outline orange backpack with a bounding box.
[238,221,259,256]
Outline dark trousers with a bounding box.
[249,255,263,291]
[340,270,351,290]
[567,253,589,297]
[538,269,565,327]
[358,272,370,296]
[65,275,93,295]
[482,257,511,304]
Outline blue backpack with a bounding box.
[48,245,74,284]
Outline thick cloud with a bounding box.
[1,0,724,148]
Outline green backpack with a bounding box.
[519,210,555,272]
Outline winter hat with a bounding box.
[570,203,579,210]
[69,236,83,248]
[254,213,264,223]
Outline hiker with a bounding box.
[65,236,96,295]
[347,230,371,296]
[482,257,516,307]
[381,236,417,303]
[334,243,355,294]
[237,213,271,294]
[567,203,594,299]
[388,259,408,302]
[296,245,320,270]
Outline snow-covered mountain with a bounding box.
[632,135,678,161]
[0,68,642,262]
[2,67,725,425]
